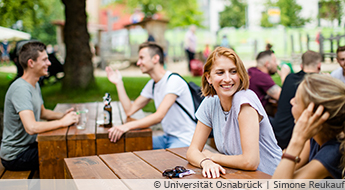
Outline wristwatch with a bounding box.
[282,153,301,163]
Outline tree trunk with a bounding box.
[61,0,94,90]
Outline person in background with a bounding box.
[272,74,345,179]
[248,50,281,117]
[106,42,196,149]
[265,43,272,51]
[331,46,345,83]
[0,39,11,65]
[265,43,291,85]
[187,47,281,178]
[271,50,322,150]
[203,44,211,62]
[0,41,78,171]
[184,25,197,71]
[130,8,144,23]
[220,35,230,49]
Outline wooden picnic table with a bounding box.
[37,101,152,179]
[64,147,271,181]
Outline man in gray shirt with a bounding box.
[0,42,78,171]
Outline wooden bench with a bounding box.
[0,160,36,179]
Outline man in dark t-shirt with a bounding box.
[271,50,321,149]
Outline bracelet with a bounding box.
[199,158,211,168]
[281,153,301,163]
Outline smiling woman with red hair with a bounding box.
[187,47,282,178]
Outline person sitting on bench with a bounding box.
[106,42,196,149]
[0,41,78,171]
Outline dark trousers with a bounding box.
[1,142,39,171]
[185,49,195,71]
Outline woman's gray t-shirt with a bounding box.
[196,89,282,175]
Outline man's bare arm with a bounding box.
[108,93,177,142]
[125,95,151,117]
[20,109,78,135]
[267,84,281,101]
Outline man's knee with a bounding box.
[152,135,166,150]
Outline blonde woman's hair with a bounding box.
[299,74,345,170]
[201,47,249,97]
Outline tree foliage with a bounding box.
[219,0,247,29]
[260,0,310,27]
[260,11,274,28]
[0,0,64,44]
[319,0,344,26]
[1,0,94,90]
[277,0,310,27]
[31,0,64,45]
[0,0,46,32]
[113,0,203,28]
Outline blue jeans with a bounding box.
[152,134,188,150]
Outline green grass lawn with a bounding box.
[0,72,202,113]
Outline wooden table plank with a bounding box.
[117,102,153,152]
[67,103,97,157]
[100,152,163,179]
[134,149,205,179]
[37,103,71,179]
[0,160,5,178]
[125,128,152,152]
[65,147,271,181]
[38,140,67,179]
[167,147,272,179]
[64,156,118,179]
[96,102,125,155]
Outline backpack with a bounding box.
[152,73,204,123]
[190,59,204,76]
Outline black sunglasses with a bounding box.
[162,166,187,178]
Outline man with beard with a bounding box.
[248,50,281,108]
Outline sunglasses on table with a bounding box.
[162,166,188,178]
